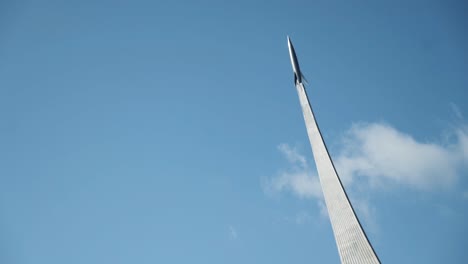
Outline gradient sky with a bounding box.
[1,1,467,263]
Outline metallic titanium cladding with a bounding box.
[287,36,303,85]
[288,37,380,264]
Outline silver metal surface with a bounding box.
[295,82,380,264]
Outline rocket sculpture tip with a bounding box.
[287,37,305,85]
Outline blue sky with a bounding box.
[1,0,467,263]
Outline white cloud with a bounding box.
[263,144,322,199]
[264,120,468,228]
[335,122,468,190]
[266,121,468,196]
[277,143,307,168]
[228,225,238,240]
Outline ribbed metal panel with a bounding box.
[295,83,380,264]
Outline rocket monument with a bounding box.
[287,36,380,264]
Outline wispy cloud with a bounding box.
[317,200,328,219]
[294,210,313,225]
[228,225,238,240]
[277,143,307,168]
[263,144,322,199]
[450,102,464,120]
[351,197,378,233]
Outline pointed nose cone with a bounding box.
[287,36,294,65]
[287,36,303,85]
[287,36,296,66]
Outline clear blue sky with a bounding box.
[1,1,467,263]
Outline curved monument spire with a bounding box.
[287,37,380,264]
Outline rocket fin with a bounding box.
[301,73,309,85]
